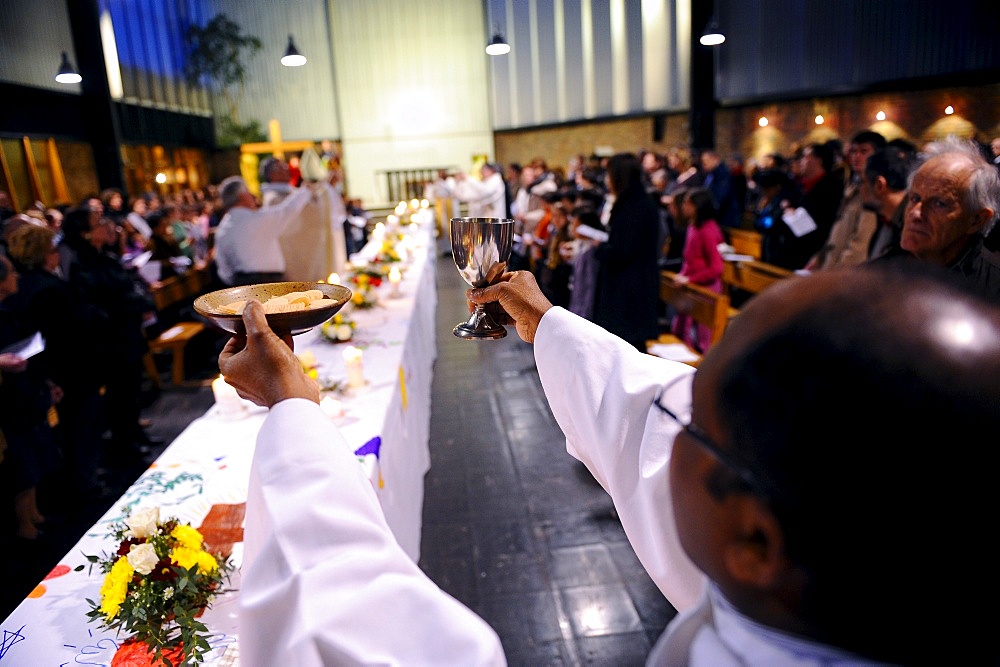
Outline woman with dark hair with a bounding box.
[590,152,661,352]
[0,251,62,539]
[61,207,158,462]
[5,223,111,499]
[670,187,725,353]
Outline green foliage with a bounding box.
[183,13,263,143]
[83,510,234,665]
[216,116,267,149]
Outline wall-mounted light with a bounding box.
[155,172,167,184]
[699,17,725,46]
[876,110,886,121]
[55,51,82,84]
[281,35,307,67]
[944,105,954,115]
[758,117,768,127]
[815,115,825,125]
[486,28,510,55]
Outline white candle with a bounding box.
[328,272,341,285]
[212,375,245,417]
[320,395,343,418]
[343,346,365,389]
[388,266,402,297]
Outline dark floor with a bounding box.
[2,252,676,664]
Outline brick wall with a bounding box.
[496,83,1000,173]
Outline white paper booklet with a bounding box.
[782,207,818,237]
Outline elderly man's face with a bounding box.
[903,155,985,263]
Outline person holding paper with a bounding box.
[5,223,111,498]
[783,142,843,270]
[0,252,62,540]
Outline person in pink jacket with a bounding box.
[671,187,725,352]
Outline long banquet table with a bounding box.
[0,220,438,665]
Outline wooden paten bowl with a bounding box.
[194,282,352,336]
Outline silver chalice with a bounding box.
[450,217,514,339]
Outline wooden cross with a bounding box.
[240,119,316,160]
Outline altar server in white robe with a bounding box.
[221,259,999,665]
[267,148,349,281]
[452,162,508,219]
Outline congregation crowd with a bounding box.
[2,130,999,614]
[434,133,1000,355]
[0,155,371,543]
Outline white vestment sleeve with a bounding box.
[240,399,506,667]
[534,307,707,612]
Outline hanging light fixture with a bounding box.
[485,24,510,56]
[281,35,307,67]
[699,17,725,46]
[55,51,82,84]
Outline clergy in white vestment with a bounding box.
[260,149,349,282]
[221,288,706,665]
[452,162,508,219]
[213,176,312,286]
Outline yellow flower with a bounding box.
[170,523,203,551]
[196,550,219,573]
[170,546,200,571]
[351,292,364,305]
[307,368,319,380]
[99,557,134,619]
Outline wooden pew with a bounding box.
[647,271,732,366]
[146,265,213,387]
[722,259,794,297]
[725,228,762,260]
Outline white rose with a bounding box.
[335,324,353,340]
[125,507,160,539]
[127,542,160,575]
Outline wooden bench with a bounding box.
[145,265,213,387]
[147,321,206,386]
[725,228,762,260]
[722,259,794,296]
[647,271,733,366]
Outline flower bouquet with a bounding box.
[347,273,380,309]
[297,350,319,381]
[84,507,233,666]
[374,239,402,264]
[321,312,356,343]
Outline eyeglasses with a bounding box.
[652,374,763,496]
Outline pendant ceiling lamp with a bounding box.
[485,25,510,56]
[699,17,725,46]
[55,51,82,84]
[281,35,307,67]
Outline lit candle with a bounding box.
[211,375,246,417]
[420,198,429,209]
[320,395,344,418]
[328,272,341,285]
[409,198,419,211]
[388,266,402,297]
[343,345,365,389]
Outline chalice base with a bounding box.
[453,308,507,339]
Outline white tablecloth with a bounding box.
[0,222,438,665]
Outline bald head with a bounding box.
[687,262,1000,662]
